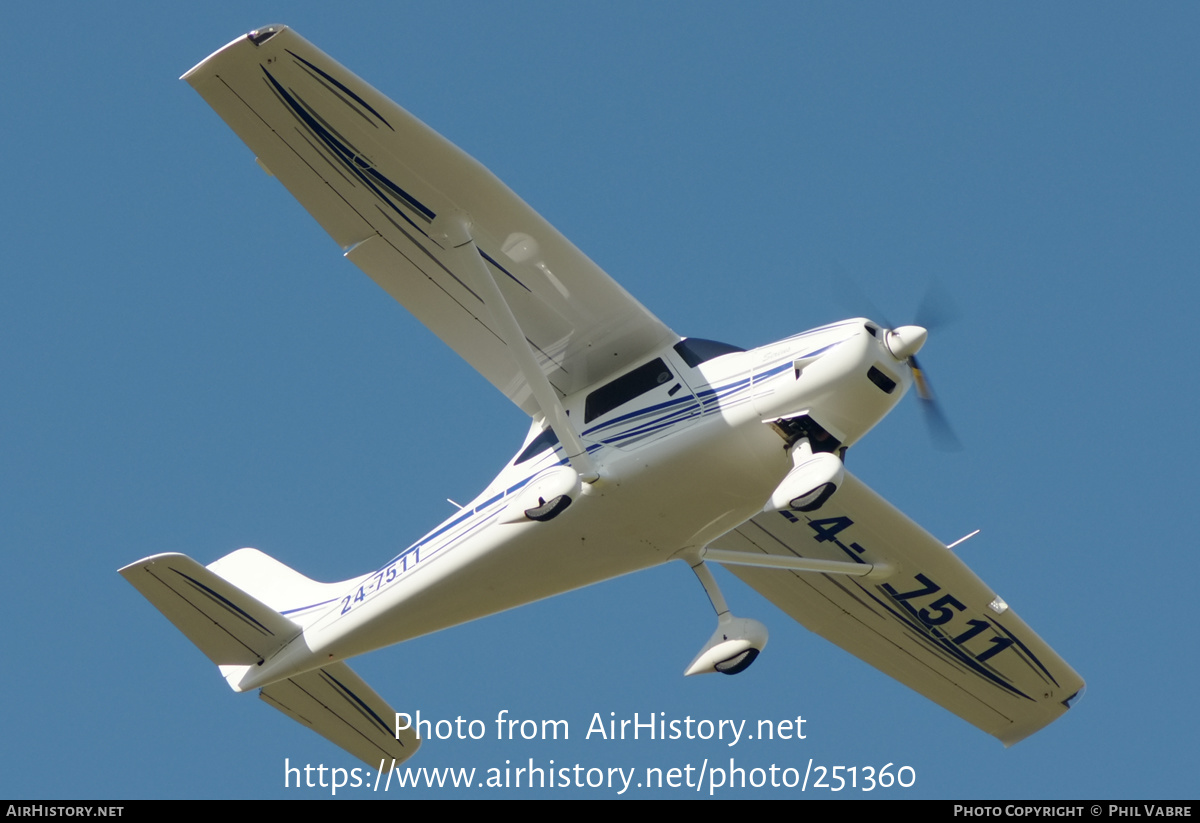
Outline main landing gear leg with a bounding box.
[683,557,768,676]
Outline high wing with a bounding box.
[712,470,1084,745]
[184,26,677,415]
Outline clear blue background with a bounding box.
[3,2,1196,799]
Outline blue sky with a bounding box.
[4,2,1198,799]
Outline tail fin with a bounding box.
[205,547,364,628]
[120,552,419,767]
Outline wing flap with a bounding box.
[714,471,1083,745]
[185,27,677,414]
[260,661,420,768]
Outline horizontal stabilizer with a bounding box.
[261,661,420,768]
[123,553,416,765]
[120,552,299,668]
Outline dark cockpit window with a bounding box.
[515,426,561,465]
[673,338,745,368]
[584,358,673,423]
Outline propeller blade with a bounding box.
[829,262,962,451]
[914,277,960,333]
[910,354,962,451]
[830,262,892,327]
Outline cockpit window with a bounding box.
[673,338,745,368]
[515,426,560,465]
[585,358,673,423]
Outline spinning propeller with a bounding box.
[835,270,963,450]
[884,324,961,451]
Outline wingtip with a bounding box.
[117,551,190,577]
[181,24,290,82]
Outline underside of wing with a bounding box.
[713,471,1084,745]
[184,26,677,414]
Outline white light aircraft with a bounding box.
[122,25,1083,768]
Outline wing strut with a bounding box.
[434,214,598,482]
[698,546,892,579]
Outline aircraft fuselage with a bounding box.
[237,318,912,691]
